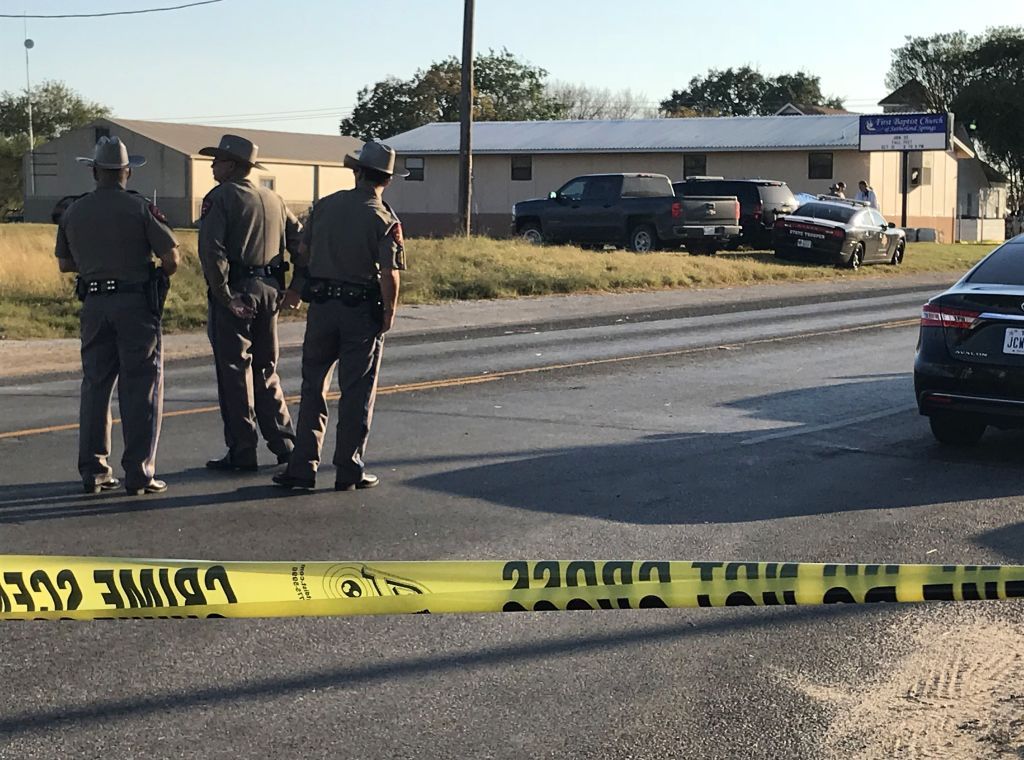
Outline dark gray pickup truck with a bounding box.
[512,173,741,254]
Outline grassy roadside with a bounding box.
[0,223,996,340]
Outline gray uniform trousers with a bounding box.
[78,292,162,489]
[207,277,295,460]
[287,299,384,484]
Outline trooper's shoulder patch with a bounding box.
[201,195,214,219]
[148,202,168,224]
[390,221,404,248]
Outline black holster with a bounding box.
[146,265,171,317]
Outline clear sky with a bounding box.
[1,0,1022,137]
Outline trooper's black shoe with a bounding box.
[272,472,316,490]
[125,479,167,496]
[276,450,293,465]
[84,477,120,494]
[206,454,258,472]
[335,473,380,492]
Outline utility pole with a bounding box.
[457,0,474,236]
[900,149,909,229]
[24,34,36,197]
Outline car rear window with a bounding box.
[758,185,796,205]
[793,202,857,223]
[675,181,724,196]
[965,242,1024,285]
[622,176,673,197]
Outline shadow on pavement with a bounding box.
[0,603,872,737]
[0,466,310,523]
[4,376,1024,527]
[404,376,1024,525]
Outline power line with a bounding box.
[0,0,222,19]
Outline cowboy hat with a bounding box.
[343,141,409,177]
[76,136,146,169]
[198,134,266,170]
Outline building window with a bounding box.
[808,152,833,180]
[511,155,532,181]
[405,156,424,181]
[260,177,276,191]
[683,153,707,178]
[95,127,110,143]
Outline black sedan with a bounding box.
[915,235,1024,444]
[772,197,907,269]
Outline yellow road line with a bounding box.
[0,317,918,440]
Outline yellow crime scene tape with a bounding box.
[0,556,1022,620]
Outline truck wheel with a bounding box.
[628,224,656,253]
[520,223,544,245]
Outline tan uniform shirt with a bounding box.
[293,186,406,290]
[55,187,177,283]
[198,179,302,307]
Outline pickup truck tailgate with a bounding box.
[680,196,740,226]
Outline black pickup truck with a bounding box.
[512,173,741,254]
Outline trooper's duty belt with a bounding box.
[303,278,381,307]
[77,278,147,297]
[233,262,289,279]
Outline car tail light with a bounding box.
[831,227,845,239]
[921,304,981,329]
[753,200,763,220]
[671,201,681,218]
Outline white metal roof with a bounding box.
[384,115,864,155]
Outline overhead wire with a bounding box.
[0,1,222,19]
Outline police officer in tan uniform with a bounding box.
[273,141,406,491]
[55,136,180,495]
[198,135,301,472]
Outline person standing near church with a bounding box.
[855,180,878,209]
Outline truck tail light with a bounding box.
[753,200,763,220]
[734,199,740,221]
[671,201,682,218]
[921,304,980,329]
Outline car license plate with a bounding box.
[703,226,716,235]
[1004,328,1024,354]
[797,238,812,249]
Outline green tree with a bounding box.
[340,49,566,141]
[0,80,109,217]
[660,67,843,117]
[953,28,1024,205]
[660,66,765,117]
[885,32,977,112]
[760,72,844,113]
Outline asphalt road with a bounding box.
[2,285,1024,759]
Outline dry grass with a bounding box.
[0,223,998,339]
